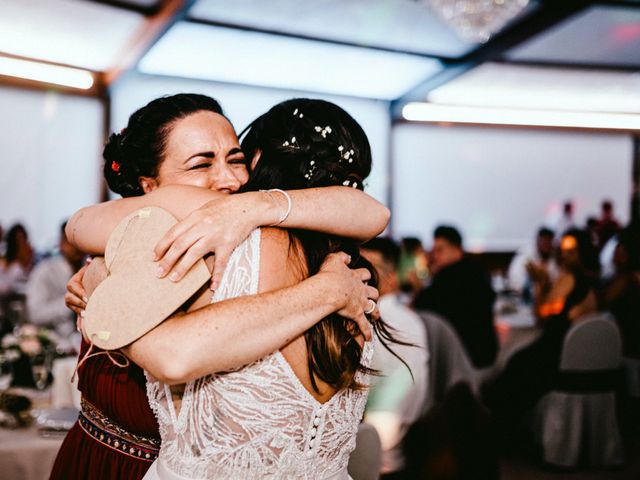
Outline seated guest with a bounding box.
[507,227,559,296]
[25,222,84,337]
[0,223,33,296]
[595,199,621,250]
[483,229,599,444]
[397,237,429,300]
[599,226,640,358]
[361,237,429,478]
[414,225,497,368]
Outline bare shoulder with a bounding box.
[259,228,305,293]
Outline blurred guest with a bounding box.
[483,229,599,444]
[361,237,428,478]
[599,226,640,358]
[0,223,5,258]
[25,222,84,338]
[398,237,429,300]
[595,199,621,250]
[414,226,497,368]
[0,223,33,296]
[554,200,576,240]
[507,227,559,296]
[586,216,599,248]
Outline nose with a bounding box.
[209,163,242,194]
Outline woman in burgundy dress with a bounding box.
[51,95,386,479]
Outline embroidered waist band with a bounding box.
[79,397,160,462]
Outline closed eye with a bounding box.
[189,162,212,170]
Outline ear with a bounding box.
[139,176,159,194]
[250,149,262,171]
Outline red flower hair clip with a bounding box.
[111,161,121,174]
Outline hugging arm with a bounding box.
[149,185,389,286]
[123,251,377,384]
[66,185,389,277]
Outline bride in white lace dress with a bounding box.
[142,99,402,480]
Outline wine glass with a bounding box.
[30,353,49,390]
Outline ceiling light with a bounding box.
[138,22,441,100]
[0,56,94,90]
[402,102,640,130]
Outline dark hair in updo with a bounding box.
[240,99,407,393]
[103,93,225,197]
[241,98,370,193]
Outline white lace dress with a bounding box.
[143,229,373,480]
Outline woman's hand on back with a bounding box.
[316,252,379,340]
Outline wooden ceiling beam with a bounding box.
[103,0,196,88]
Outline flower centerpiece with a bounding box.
[1,324,59,388]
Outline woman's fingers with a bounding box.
[164,238,211,283]
[357,268,372,282]
[352,313,372,341]
[156,228,202,279]
[210,248,233,291]
[365,285,379,301]
[154,216,198,262]
[65,291,85,315]
[66,266,88,312]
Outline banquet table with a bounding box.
[0,357,79,480]
[0,421,64,480]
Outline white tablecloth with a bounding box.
[0,423,63,480]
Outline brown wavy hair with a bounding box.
[241,98,410,392]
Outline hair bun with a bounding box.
[103,131,141,197]
[103,132,125,165]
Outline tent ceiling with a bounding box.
[427,62,640,114]
[138,21,441,100]
[0,0,144,71]
[189,0,478,57]
[506,5,640,68]
[0,0,639,108]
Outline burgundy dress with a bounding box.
[50,339,160,480]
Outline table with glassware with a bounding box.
[493,293,540,367]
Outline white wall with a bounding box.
[110,72,391,204]
[0,86,103,251]
[392,123,633,251]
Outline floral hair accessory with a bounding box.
[282,136,299,148]
[304,160,317,180]
[338,146,355,164]
[111,161,121,174]
[314,125,332,138]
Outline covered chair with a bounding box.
[532,312,624,468]
[348,422,382,480]
[417,311,479,414]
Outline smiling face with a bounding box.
[139,110,249,194]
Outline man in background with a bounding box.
[414,225,497,368]
[596,199,621,250]
[507,227,559,297]
[26,222,84,338]
[361,237,429,478]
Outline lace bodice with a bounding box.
[146,229,373,479]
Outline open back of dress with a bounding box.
[146,229,373,479]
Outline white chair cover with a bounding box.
[417,311,479,414]
[533,313,624,468]
[347,422,382,480]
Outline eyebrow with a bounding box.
[186,147,244,162]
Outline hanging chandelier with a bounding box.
[425,0,530,43]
